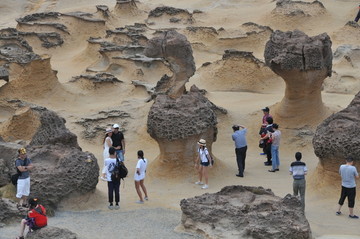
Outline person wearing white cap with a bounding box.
[101,128,113,181]
[111,123,125,162]
[194,139,213,189]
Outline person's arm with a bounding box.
[106,138,112,148]
[121,139,125,155]
[261,132,270,140]
[239,125,246,129]
[289,166,293,175]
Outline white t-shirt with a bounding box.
[134,158,147,181]
[198,147,210,163]
[105,157,117,182]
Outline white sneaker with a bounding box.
[201,184,209,189]
[136,200,144,204]
[195,181,204,185]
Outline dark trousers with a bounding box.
[338,186,356,208]
[235,146,247,175]
[355,10,360,22]
[265,143,272,163]
[108,180,120,204]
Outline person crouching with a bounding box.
[16,198,47,239]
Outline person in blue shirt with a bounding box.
[232,125,247,177]
[336,157,359,218]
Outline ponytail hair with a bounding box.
[137,150,144,159]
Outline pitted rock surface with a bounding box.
[264,30,332,123]
[149,6,192,18]
[26,226,78,239]
[144,30,195,98]
[23,144,99,210]
[272,0,326,17]
[180,185,311,239]
[0,198,24,224]
[0,141,20,187]
[313,91,360,171]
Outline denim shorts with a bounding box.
[200,161,209,167]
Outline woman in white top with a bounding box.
[101,128,113,180]
[194,139,213,189]
[134,150,148,204]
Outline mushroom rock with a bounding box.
[313,92,360,175]
[147,85,219,175]
[144,30,196,99]
[180,185,312,239]
[264,30,332,125]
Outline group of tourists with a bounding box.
[101,123,148,210]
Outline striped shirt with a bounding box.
[289,161,307,180]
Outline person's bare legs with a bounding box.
[134,181,143,202]
[349,207,354,216]
[18,219,26,237]
[203,166,208,185]
[198,165,203,183]
[139,180,148,198]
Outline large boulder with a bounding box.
[26,226,77,239]
[180,185,311,239]
[144,30,196,99]
[147,85,219,174]
[313,92,360,173]
[0,101,99,212]
[264,30,332,125]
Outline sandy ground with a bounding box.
[1,0,360,238]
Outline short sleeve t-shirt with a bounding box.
[111,132,124,149]
[15,158,31,179]
[105,158,117,182]
[340,164,359,188]
[198,147,210,163]
[134,158,147,181]
[271,130,281,146]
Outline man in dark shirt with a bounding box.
[261,117,274,166]
[111,123,125,161]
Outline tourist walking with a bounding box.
[16,198,47,239]
[336,157,359,218]
[105,147,121,210]
[111,123,125,162]
[289,152,307,210]
[269,123,281,172]
[194,139,212,189]
[15,148,33,208]
[232,124,247,177]
[101,128,113,181]
[134,150,148,204]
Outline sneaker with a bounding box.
[136,200,144,204]
[144,196,149,201]
[100,176,107,181]
[201,184,209,189]
[108,205,114,210]
[114,205,120,210]
[236,174,244,177]
[260,153,266,155]
[336,211,341,215]
[349,214,359,219]
[195,181,204,185]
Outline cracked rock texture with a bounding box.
[180,185,312,239]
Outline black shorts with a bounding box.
[200,161,209,167]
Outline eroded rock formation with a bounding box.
[313,92,360,173]
[0,100,99,212]
[180,185,312,239]
[272,0,326,17]
[147,85,218,172]
[144,30,195,99]
[26,226,78,239]
[0,198,24,224]
[264,30,332,124]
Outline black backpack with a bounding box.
[11,158,28,185]
[110,158,128,182]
